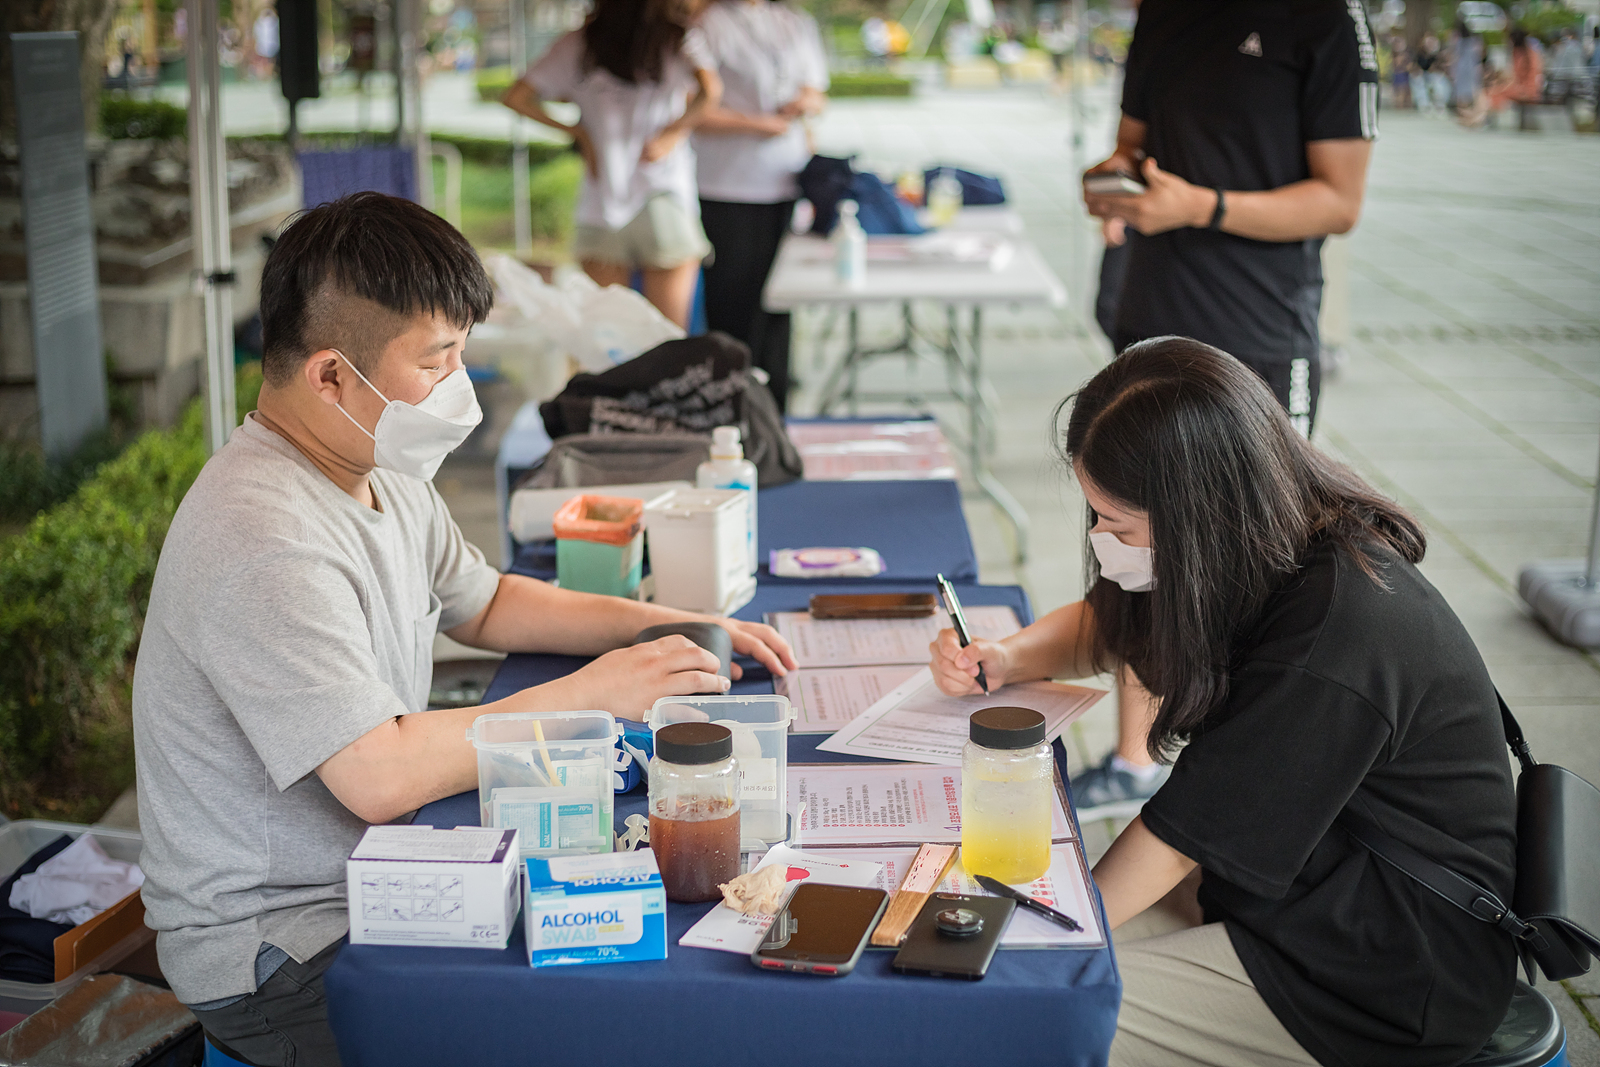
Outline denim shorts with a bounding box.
[574,194,712,270]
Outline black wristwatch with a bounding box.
[1208,188,1227,230]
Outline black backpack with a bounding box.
[539,331,802,489]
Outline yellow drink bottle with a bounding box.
[961,706,1053,885]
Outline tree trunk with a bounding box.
[1,0,119,144]
[1404,0,1433,51]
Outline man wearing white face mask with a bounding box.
[131,192,796,1067]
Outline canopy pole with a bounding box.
[186,0,235,454]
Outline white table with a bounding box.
[762,208,1067,561]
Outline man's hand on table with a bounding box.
[712,618,797,680]
[571,636,730,721]
[566,619,795,721]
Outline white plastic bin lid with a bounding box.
[649,694,793,730]
[466,709,619,747]
[642,488,747,521]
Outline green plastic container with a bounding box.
[553,494,644,598]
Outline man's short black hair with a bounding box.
[259,192,494,385]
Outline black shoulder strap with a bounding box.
[1499,691,1537,774]
[1336,691,1552,983]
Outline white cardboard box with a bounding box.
[346,825,521,949]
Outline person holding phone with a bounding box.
[1082,0,1378,440]
[502,0,722,329]
[1075,0,1380,818]
[929,339,1518,1066]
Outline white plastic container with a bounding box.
[649,694,793,849]
[696,426,759,576]
[643,488,757,616]
[0,821,151,1016]
[465,710,620,858]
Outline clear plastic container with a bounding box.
[650,694,792,849]
[961,707,1053,884]
[649,722,741,902]
[0,820,151,1016]
[465,710,620,858]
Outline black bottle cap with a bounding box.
[655,722,733,765]
[969,706,1047,749]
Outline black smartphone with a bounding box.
[750,883,889,977]
[891,893,1016,981]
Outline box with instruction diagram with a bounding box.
[346,825,521,949]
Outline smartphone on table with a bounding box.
[891,893,1016,981]
[750,883,889,977]
[1083,170,1147,196]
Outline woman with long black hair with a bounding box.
[930,338,1518,1066]
[502,0,721,328]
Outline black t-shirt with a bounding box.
[1114,0,1379,365]
[1140,541,1518,1067]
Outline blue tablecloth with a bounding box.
[510,476,978,585]
[325,580,1120,1066]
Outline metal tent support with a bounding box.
[185,0,235,455]
[509,0,533,259]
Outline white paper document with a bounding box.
[766,606,1022,669]
[677,844,884,954]
[778,665,923,733]
[816,668,1106,766]
[786,763,1076,847]
[802,843,1106,949]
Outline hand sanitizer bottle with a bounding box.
[697,426,759,576]
[834,200,867,290]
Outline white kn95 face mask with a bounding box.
[1089,531,1155,592]
[333,351,482,481]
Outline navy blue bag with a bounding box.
[847,172,925,236]
[798,154,925,236]
[923,166,1007,205]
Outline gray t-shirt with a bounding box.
[132,415,499,1004]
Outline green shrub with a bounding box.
[829,71,916,97]
[0,364,263,821]
[476,66,517,102]
[527,153,584,242]
[101,96,188,139]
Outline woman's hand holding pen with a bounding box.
[929,629,1012,697]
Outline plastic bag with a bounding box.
[484,253,685,374]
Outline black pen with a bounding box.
[974,875,1084,933]
[937,573,988,695]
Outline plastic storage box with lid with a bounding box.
[552,494,644,598]
[643,488,756,616]
[648,695,793,849]
[0,821,151,1016]
[466,711,620,858]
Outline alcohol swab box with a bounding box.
[347,825,521,949]
[524,849,668,967]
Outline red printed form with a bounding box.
[785,764,1075,848]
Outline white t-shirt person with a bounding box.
[524,28,717,230]
[693,1,829,204]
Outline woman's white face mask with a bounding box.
[333,351,482,481]
[1089,530,1155,592]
